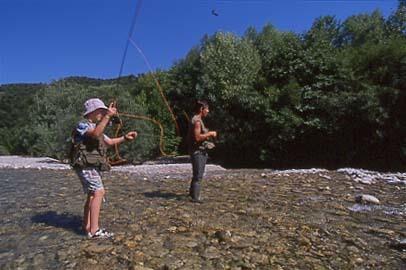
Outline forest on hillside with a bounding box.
[0,1,405,170]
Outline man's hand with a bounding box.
[124,131,138,141]
[209,131,217,138]
[107,103,117,117]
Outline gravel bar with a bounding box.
[0,156,226,176]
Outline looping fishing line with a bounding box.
[110,0,180,164]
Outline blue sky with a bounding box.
[0,0,399,84]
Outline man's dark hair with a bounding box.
[194,100,209,113]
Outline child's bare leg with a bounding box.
[82,194,92,233]
[89,189,105,235]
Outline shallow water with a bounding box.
[349,203,406,216]
[0,169,405,269]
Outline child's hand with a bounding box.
[125,131,138,141]
[107,103,117,117]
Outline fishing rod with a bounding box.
[110,0,181,165]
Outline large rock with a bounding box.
[355,194,380,205]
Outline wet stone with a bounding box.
[57,250,69,261]
[214,230,232,243]
[186,241,199,248]
[85,243,114,255]
[202,246,221,259]
[132,266,154,270]
[33,254,45,266]
[355,194,380,205]
[389,239,406,251]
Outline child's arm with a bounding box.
[87,103,117,138]
[104,131,138,146]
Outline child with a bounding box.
[71,98,137,238]
[187,100,217,203]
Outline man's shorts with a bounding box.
[75,168,104,194]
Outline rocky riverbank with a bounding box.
[0,157,405,269]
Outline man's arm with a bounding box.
[194,121,217,142]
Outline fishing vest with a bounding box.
[187,115,215,154]
[70,123,111,171]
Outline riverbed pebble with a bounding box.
[355,194,380,205]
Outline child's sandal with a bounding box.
[88,228,114,239]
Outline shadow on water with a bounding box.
[143,191,187,201]
[31,211,82,235]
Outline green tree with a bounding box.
[250,24,303,87]
[305,16,341,48]
[340,10,387,46]
[387,0,406,36]
[198,32,261,104]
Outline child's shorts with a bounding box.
[75,168,104,194]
